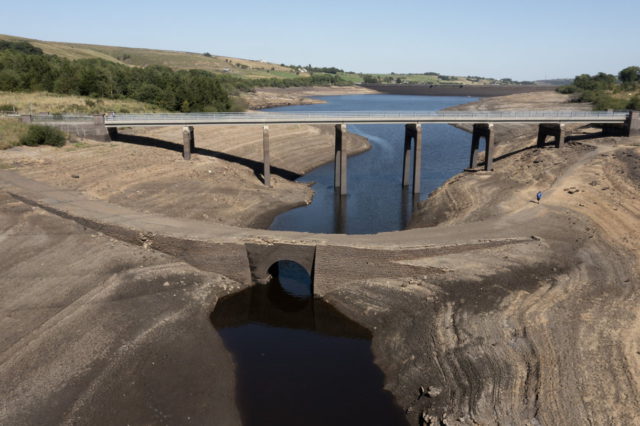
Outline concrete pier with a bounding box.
[107,127,118,140]
[470,123,494,171]
[627,111,640,137]
[402,124,422,194]
[334,124,347,195]
[182,126,195,160]
[263,125,271,186]
[537,123,565,148]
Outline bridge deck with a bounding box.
[104,111,629,127]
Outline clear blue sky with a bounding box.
[1,0,638,81]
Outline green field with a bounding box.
[336,71,520,86]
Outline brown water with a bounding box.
[211,261,409,426]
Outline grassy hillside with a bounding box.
[0,34,538,86]
[0,91,166,114]
[0,34,306,79]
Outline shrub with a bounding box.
[0,104,16,112]
[20,125,66,147]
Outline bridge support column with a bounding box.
[484,123,495,171]
[107,127,118,140]
[626,111,640,137]
[537,123,565,148]
[182,126,195,160]
[263,125,271,186]
[402,127,412,186]
[469,127,481,168]
[334,124,347,195]
[402,123,422,194]
[470,123,494,171]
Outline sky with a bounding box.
[1,0,638,81]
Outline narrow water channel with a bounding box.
[268,94,478,234]
[212,94,477,425]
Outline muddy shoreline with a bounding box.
[2,90,640,425]
[364,83,558,97]
[240,85,379,110]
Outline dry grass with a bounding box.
[0,118,29,149]
[0,91,166,114]
[0,34,304,79]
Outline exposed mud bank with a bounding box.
[3,90,640,425]
[240,85,379,110]
[315,93,640,424]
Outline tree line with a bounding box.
[0,41,348,112]
[559,66,640,110]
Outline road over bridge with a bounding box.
[102,110,638,194]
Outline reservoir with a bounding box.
[213,95,475,425]
[268,94,478,234]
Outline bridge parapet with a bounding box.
[103,110,631,126]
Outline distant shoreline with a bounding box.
[362,83,558,97]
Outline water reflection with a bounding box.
[211,262,408,426]
[269,95,477,234]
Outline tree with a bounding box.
[619,66,640,84]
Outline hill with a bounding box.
[0,34,306,79]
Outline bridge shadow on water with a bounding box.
[211,260,408,426]
[113,133,300,182]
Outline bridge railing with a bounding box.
[30,114,95,123]
[104,110,629,124]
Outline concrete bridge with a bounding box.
[101,110,638,195]
[0,169,546,296]
[24,110,639,196]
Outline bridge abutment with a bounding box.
[470,123,494,171]
[402,123,422,194]
[537,123,565,148]
[182,126,195,160]
[263,125,271,186]
[334,124,348,195]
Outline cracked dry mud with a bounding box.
[2,91,640,425]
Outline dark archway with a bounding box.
[245,243,316,287]
[267,260,313,308]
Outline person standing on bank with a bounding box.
[536,191,543,204]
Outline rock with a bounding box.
[427,385,442,397]
[531,235,542,241]
[71,174,80,179]
[419,386,426,397]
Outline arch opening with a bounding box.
[268,260,312,299]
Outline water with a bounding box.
[212,95,478,424]
[268,94,478,234]
[212,261,408,426]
